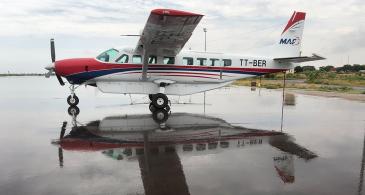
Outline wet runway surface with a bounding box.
[0,76,364,195]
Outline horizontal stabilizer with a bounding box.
[274,54,325,63]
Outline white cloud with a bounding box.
[0,0,364,72]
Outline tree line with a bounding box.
[294,64,365,73]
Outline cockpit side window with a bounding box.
[115,54,129,63]
[96,49,119,62]
[149,55,157,64]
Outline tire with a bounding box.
[68,106,80,116]
[152,109,168,123]
[149,103,156,112]
[148,94,154,101]
[165,105,170,112]
[152,93,168,109]
[67,95,79,106]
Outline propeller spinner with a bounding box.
[45,38,65,86]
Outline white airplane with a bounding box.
[45,9,324,111]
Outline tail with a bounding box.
[276,11,306,57]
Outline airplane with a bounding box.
[52,108,318,186]
[44,9,325,111]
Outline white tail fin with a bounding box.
[276,11,306,57]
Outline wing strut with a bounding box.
[141,46,149,81]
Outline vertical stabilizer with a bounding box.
[276,11,306,57]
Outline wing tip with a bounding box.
[152,8,203,16]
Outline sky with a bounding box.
[0,0,364,73]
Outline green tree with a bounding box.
[294,66,303,73]
[319,65,334,72]
[302,66,316,72]
[342,64,353,72]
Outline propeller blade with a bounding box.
[58,147,64,167]
[60,121,67,139]
[56,74,65,86]
[50,38,56,62]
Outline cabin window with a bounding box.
[182,57,194,65]
[209,58,219,66]
[208,142,218,150]
[197,58,207,66]
[223,59,232,66]
[132,55,142,64]
[196,143,206,151]
[123,148,132,156]
[220,141,229,148]
[136,148,144,155]
[115,54,129,63]
[96,48,119,62]
[149,55,157,64]
[163,56,175,64]
[165,146,176,153]
[183,144,193,152]
[150,147,159,155]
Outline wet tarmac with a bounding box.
[0,76,364,195]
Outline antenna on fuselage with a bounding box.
[203,28,207,52]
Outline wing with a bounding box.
[273,54,325,63]
[135,9,203,56]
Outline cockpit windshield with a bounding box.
[96,48,119,62]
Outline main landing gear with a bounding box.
[148,89,171,124]
[67,85,79,106]
[148,93,170,112]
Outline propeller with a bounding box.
[45,38,65,86]
[59,121,67,167]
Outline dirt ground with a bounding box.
[286,89,365,102]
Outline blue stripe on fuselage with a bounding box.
[65,67,264,84]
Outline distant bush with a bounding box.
[302,66,316,72]
[305,71,320,83]
[294,66,303,73]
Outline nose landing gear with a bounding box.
[67,85,79,106]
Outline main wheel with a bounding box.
[149,103,157,112]
[165,105,170,112]
[148,94,154,101]
[67,106,80,116]
[152,93,168,109]
[152,109,168,123]
[67,95,79,106]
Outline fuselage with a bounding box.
[55,48,292,85]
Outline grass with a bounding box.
[233,73,365,94]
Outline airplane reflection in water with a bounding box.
[52,106,317,193]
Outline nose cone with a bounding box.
[45,62,55,70]
[55,58,98,77]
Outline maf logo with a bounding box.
[279,37,300,45]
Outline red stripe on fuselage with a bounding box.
[55,58,286,77]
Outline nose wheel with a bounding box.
[67,84,80,106]
[67,106,80,116]
[67,95,79,106]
